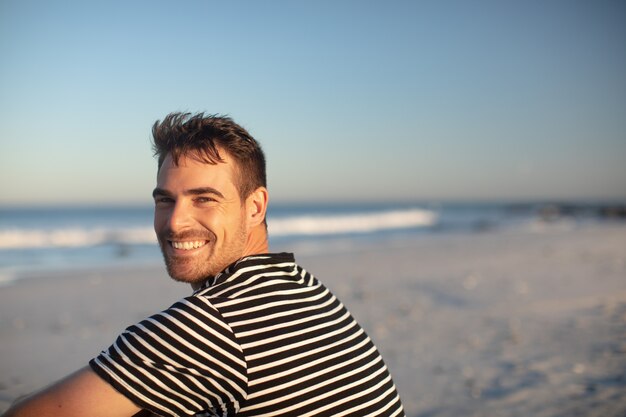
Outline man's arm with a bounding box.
[2,366,143,417]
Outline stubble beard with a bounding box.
[158,224,248,286]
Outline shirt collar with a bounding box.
[195,252,296,292]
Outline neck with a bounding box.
[243,223,269,256]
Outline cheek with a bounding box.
[208,213,242,239]
[153,207,174,235]
[153,210,165,231]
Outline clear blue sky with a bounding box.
[1,0,625,206]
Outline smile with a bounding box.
[170,240,208,250]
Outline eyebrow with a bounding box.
[152,187,225,199]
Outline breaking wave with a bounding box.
[0,227,157,249]
[0,208,438,250]
[268,208,437,237]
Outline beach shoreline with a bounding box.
[1,222,625,416]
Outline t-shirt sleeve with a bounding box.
[89,295,248,417]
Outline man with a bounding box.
[4,113,405,416]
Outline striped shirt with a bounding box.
[90,253,405,416]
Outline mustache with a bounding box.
[159,229,214,241]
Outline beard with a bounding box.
[157,223,247,286]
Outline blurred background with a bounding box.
[2,0,625,205]
[1,2,626,416]
[1,0,624,274]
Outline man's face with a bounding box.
[153,152,248,285]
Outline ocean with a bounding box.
[0,201,619,283]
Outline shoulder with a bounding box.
[90,295,249,416]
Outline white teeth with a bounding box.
[171,241,207,250]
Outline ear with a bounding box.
[245,186,269,229]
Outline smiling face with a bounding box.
[153,151,250,285]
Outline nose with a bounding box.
[166,200,193,233]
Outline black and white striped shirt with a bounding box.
[90,253,405,416]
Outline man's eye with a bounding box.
[155,197,174,204]
[195,197,215,204]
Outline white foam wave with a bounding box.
[0,208,438,250]
[0,227,157,250]
[268,208,437,236]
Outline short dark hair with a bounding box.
[152,112,266,200]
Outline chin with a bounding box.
[168,270,205,284]
[162,258,211,285]
[168,264,210,282]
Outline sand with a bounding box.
[1,222,625,416]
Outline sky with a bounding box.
[1,0,625,206]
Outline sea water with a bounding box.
[0,201,613,282]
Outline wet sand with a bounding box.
[1,222,625,416]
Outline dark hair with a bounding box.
[152,112,266,200]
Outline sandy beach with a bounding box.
[1,222,625,416]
